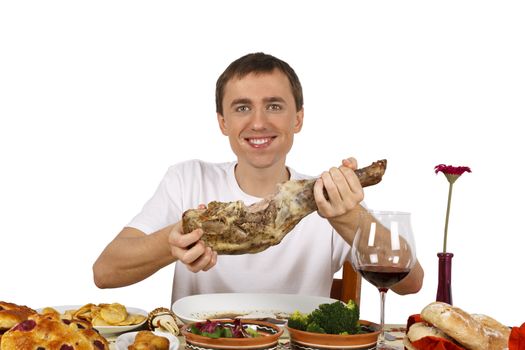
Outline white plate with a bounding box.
[115,330,179,350]
[37,305,148,335]
[172,293,338,324]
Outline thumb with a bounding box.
[342,157,358,170]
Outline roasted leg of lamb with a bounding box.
[182,159,387,255]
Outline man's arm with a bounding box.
[313,158,424,295]
[327,206,425,295]
[92,226,175,288]
[391,260,424,294]
[329,206,424,294]
[93,221,217,288]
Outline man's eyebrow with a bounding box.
[263,96,286,104]
[230,98,252,107]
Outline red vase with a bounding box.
[436,252,453,305]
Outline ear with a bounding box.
[293,108,304,133]
[217,113,228,136]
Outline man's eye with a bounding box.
[267,104,282,111]
[236,105,250,112]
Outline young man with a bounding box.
[93,53,424,304]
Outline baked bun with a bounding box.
[406,302,510,350]
[404,322,461,350]
[0,301,36,333]
[407,322,454,342]
[421,302,489,350]
[128,330,169,350]
[0,312,109,350]
[471,314,511,350]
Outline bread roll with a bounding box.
[0,301,36,331]
[407,322,454,342]
[128,330,169,350]
[472,314,511,350]
[421,302,489,350]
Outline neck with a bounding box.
[234,161,290,198]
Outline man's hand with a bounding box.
[168,206,217,273]
[313,157,364,219]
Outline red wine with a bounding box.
[357,265,410,289]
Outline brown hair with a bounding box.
[215,52,303,114]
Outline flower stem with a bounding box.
[443,182,454,253]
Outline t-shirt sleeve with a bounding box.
[126,167,183,234]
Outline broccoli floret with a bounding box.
[306,322,326,333]
[287,310,309,331]
[307,301,360,335]
[346,299,359,314]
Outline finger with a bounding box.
[197,203,207,210]
[170,239,204,264]
[187,246,215,272]
[180,240,208,265]
[169,227,203,249]
[321,169,344,204]
[342,157,358,170]
[314,175,342,217]
[202,250,218,272]
[329,167,353,199]
[168,222,185,250]
[170,245,186,260]
[313,178,329,217]
[339,165,364,198]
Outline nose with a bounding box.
[250,107,268,131]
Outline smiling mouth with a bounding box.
[245,137,276,148]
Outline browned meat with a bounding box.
[182,160,387,254]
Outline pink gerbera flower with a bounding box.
[435,164,472,252]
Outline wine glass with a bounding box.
[350,210,417,349]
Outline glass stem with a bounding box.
[378,288,387,348]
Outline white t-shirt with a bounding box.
[127,160,351,304]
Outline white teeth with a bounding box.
[248,138,271,145]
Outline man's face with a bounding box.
[217,70,304,172]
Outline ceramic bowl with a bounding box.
[287,320,380,350]
[181,319,284,350]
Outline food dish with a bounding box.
[37,305,148,335]
[1,312,109,350]
[116,330,179,350]
[404,302,510,350]
[181,319,283,350]
[172,293,338,324]
[287,320,380,350]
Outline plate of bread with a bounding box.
[39,303,148,335]
[1,302,110,350]
[404,302,510,350]
[116,330,179,350]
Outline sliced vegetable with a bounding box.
[188,319,261,339]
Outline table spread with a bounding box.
[106,324,407,349]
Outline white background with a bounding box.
[1,1,524,326]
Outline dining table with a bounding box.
[105,324,407,349]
